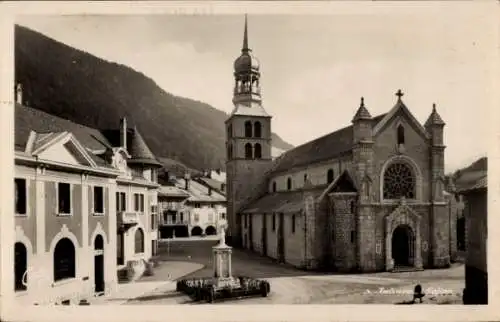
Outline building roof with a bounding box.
[15,103,109,153]
[424,104,445,127]
[269,113,386,174]
[175,178,226,203]
[197,177,226,195]
[101,128,162,167]
[15,103,161,169]
[352,97,372,121]
[229,101,270,118]
[158,185,190,198]
[242,189,324,214]
[457,175,487,193]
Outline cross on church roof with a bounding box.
[395,89,404,100]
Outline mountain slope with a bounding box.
[14,25,293,171]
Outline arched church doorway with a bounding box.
[392,225,414,267]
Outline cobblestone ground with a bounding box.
[127,239,464,305]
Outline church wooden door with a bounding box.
[262,214,267,256]
[248,214,254,251]
[278,213,285,263]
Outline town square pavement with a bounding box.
[123,238,464,305]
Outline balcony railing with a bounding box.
[117,212,140,226]
[160,219,189,226]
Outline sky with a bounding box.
[16,6,496,172]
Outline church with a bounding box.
[225,17,458,273]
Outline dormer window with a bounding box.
[397,125,405,145]
[244,121,252,138]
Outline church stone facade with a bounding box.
[226,17,457,273]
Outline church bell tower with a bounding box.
[225,15,272,247]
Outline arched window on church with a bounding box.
[397,125,405,145]
[350,200,355,213]
[254,122,262,138]
[327,169,334,184]
[254,143,262,159]
[272,181,277,192]
[227,144,233,160]
[227,124,232,139]
[383,162,416,199]
[287,178,292,191]
[244,121,252,138]
[245,143,253,159]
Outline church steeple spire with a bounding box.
[242,14,249,52]
[232,15,262,106]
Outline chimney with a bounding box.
[208,187,212,196]
[184,172,191,190]
[15,83,23,104]
[120,117,127,149]
[221,183,226,192]
[216,168,221,175]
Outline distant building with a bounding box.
[459,175,487,304]
[158,173,227,238]
[13,84,161,305]
[194,171,226,196]
[226,17,456,272]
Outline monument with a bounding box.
[176,225,270,303]
[211,227,240,289]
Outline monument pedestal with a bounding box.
[211,229,240,290]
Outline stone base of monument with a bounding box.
[176,227,270,303]
[176,276,270,303]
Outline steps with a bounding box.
[391,266,424,273]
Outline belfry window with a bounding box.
[244,121,252,138]
[254,122,262,138]
[245,143,253,159]
[254,143,262,159]
[272,181,276,192]
[397,125,405,145]
[327,169,334,184]
[227,124,232,139]
[227,144,233,160]
[287,178,292,191]
[383,162,416,199]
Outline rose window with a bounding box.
[383,162,416,199]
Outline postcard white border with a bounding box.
[0,1,498,322]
